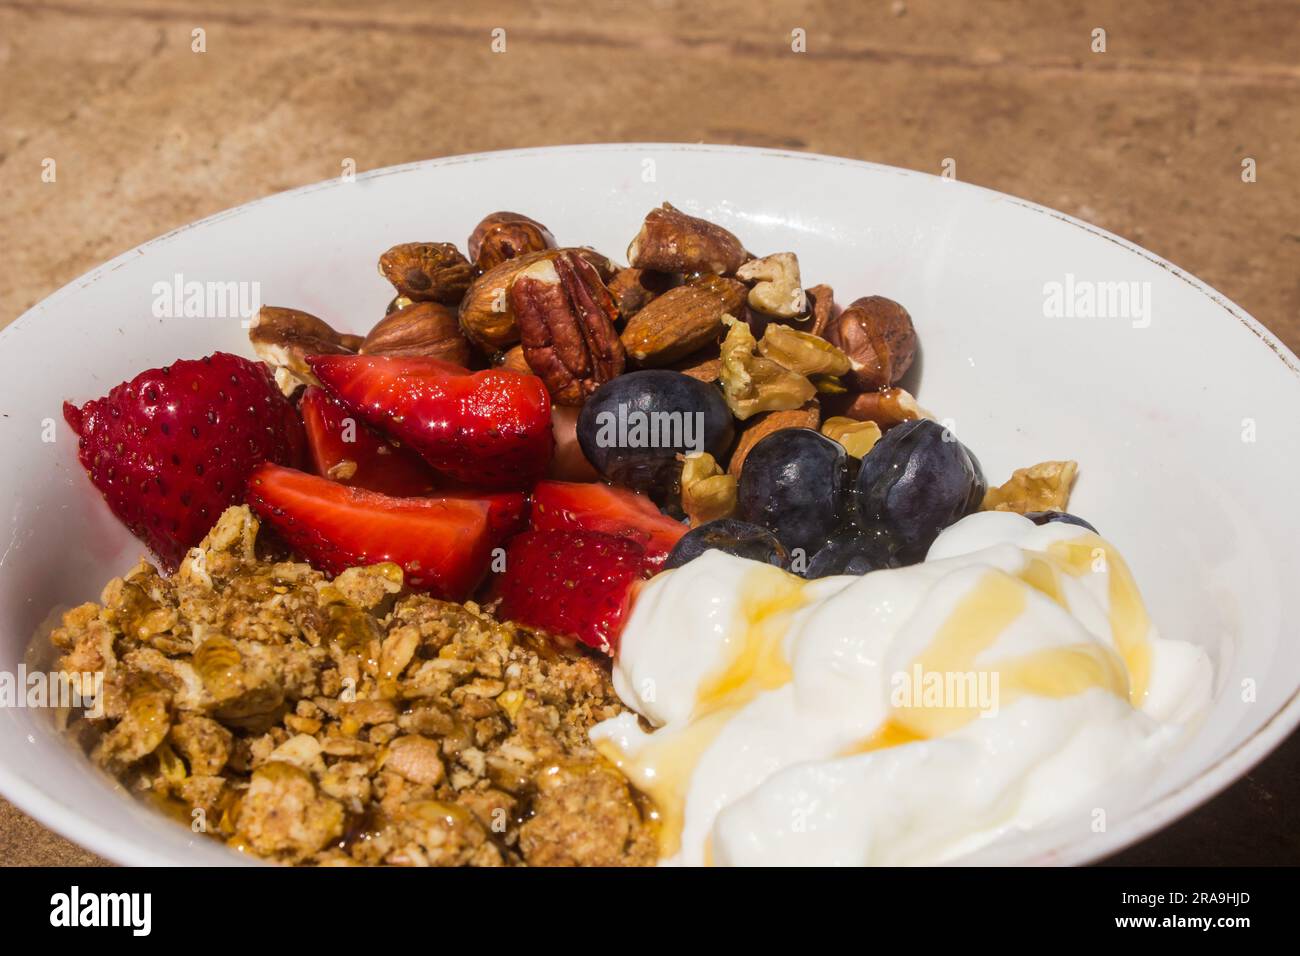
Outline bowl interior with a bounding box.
[3,144,1298,865]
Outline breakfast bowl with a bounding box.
[2,144,1297,866]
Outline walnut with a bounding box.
[378,242,474,305]
[758,323,851,377]
[718,317,816,420]
[982,460,1079,513]
[626,203,749,275]
[736,252,806,318]
[509,251,625,405]
[821,416,882,458]
[680,452,737,526]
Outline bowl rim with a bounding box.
[4,142,1299,867]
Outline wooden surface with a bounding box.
[1,0,1297,866]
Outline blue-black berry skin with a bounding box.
[1024,510,1098,534]
[804,529,900,578]
[852,419,986,562]
[577,370,733,498]
[737,428,850,556]
[663,518,791,571]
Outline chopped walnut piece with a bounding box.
[982,460,1079,513]
[680,452,737,526]
[718,316,816,420]
[736,252,806,318]
[821,416,883,458]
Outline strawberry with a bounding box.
[496,529,649,653]
[307,355,553,490]
[530,480,687,569]
[63,352,304,571]
[300,386,439,497]
[246,463,523,599]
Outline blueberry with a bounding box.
[737,428,849,556]
[578,370,734,498]
[663,518,790,570]
[804,529,899,578]
[1024,510,1098,534]
[852,419,985,562]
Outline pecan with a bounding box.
[248,306,356,395]
[620,274,747,367]
[468,212,556,273]
[360,301,472,366]
[378,242,474,305]
[727,401,821,476]
[509,252,625,405]
[459,247,614,352]
[626,203,749,275]
[607,267,675,321]
[825,295,918,390]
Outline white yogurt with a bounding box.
[590,511,1211,866]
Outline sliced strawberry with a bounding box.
[246,463,504,599]
[300,386,438,497]
[63,352,304,571]
[530,480,687,568]
[436,489,529,546]
[496,529,648,653]
[307,355,553,490]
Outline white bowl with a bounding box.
[3,144,1297,866]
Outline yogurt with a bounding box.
[590,511,1211,866]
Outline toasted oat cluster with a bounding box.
[50,506,658,866]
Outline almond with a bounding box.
[620,275,747,367]
[727,400,820,476]
[360,301,471,366]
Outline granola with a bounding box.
[50,506,658,866]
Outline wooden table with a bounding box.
[1,0,1297,865]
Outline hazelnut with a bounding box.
[607,267,674,321]
[378,242,474,305]
[822,386,922,430]
[468,212,556,273]
[497,344,532,375]
[736,252,806,318]
[825,295,918,390]
[360,301,472,367]
[627,203,749,276]
[248,306,356,395]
